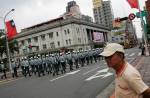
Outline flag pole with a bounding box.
[3,9,15,74]
[137,0,149,56]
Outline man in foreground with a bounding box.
[100,43,150,98]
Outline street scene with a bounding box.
[0,0,150,98]
[0,48,148,98]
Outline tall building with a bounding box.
[145,0,150,43]
[63,1,82,19]
[92,0,113,29]
[62,1,93,22]
[146,0,150,24]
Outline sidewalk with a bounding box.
[96,56,150,98]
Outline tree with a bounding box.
[0,31,19,59]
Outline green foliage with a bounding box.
[0,32,19,56]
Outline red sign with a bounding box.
[128,13,136,20]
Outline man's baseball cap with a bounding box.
[100,43,125,57]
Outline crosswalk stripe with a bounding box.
[138,52,141,56]
[129,53,135,57]
[125,54,128,56]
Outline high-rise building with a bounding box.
[92,0,113,29]
[61,1,93,22]
[64,1,81,19]
[146,0,150,24]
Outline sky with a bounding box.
[0,0,147,38]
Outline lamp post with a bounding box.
[3,9,15,73]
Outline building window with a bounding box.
[78,38,81,43]
[76,28,79,34]
[66,40,68,45]
[64,30,67,35]
[69,39,71,45]
[57,41,60,46]
[41,34,45,41]
[56,32,59,36]
[34,37,38,42]
[48,32,53,39]
[67,29,70,34]
[27,38,31,44]
[43,44,47,49]
[50,42,55,49]
[36,46,39,51]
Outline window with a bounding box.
[43,44,47,49]
[76,28,79,34]
[41,34,45,41]
[34,37,38,42]
[50,42,55,49]
[57,41,60,46]
[67,29,70,34]
[27,38,31,44]
[66,40,68,45]
[78,38,81,43]
[48,32,53,38]
[64,30,67,35]
[69,39,71,45]
[36,46,39,51]
[56,32,59,36]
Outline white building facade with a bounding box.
[14,17,110,57]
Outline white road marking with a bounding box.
[97,68,109,73]
[50,70,80,82]
[138,52,141,56]
[129,53,135,57]
[83,67,100,75]
[102,72,113,78]
[125,54,128,56]
[128,58,135,63]
[85,68,113,81]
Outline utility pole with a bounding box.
[3,9,15,73]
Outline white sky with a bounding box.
[0,0,147,38]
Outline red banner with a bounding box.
[127,0,138,9]
[6,20,17,40]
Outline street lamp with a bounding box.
[3,9,15,73]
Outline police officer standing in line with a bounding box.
[72,51,79,69]
[0,61,7,79]
[37,56,45,77]
[59,53,66,74]
[20,58,25,76]
[67,51,73,71]
[29,57,36,75]
[51,54,59,76]
[84,50,90,65]
[11,60,18,78]
[21,58,31,77]
[93,49,97,63]
[47,54,53,74]
[89,50,93,64]
[79,51,85,67]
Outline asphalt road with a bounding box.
[0,47,141,98]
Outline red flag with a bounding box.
[6,20,17,40]
[127,0,139,9]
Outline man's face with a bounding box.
[105,53,121,68]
